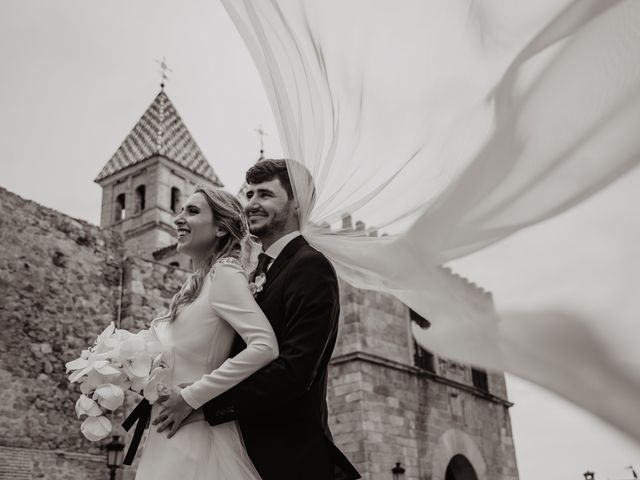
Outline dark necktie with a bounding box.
[252,252,272,282]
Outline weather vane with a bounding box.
[155,57,172,89]
[254,125,268,160]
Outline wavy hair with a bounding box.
[162,188,253,322]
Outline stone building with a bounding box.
[0,88,519,480]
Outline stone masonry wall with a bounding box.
[0,187,124,478]
[328,275,519,480]
[119,256,188,334]
[0,187,123,453]
[0,446,105,480]
[329,359,423,480]
[328,358,519,480]
[419,379,519,480]
[335,281,412,363]
[0,187,192,479]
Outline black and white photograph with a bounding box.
[1,1,639,479]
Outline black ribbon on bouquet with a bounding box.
[121,398,151,465]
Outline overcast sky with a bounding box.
[1,2,639,479]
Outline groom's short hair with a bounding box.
[246,159,294,200]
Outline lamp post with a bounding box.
[106,435,125,480]
[583,472,595,480]
[392,462,406,480]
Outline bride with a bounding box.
[134,187,278,480]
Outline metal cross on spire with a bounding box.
[155,57,173,90]
[254,125,268,160]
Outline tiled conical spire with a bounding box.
[95,91,222,186]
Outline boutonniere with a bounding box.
[249,273,267,296]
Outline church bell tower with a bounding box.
[94,87,223,268]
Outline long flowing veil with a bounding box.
[221,0,640,440]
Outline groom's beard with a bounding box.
[247,205,292,239]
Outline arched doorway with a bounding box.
[445,455,478,480]
[430,429,487,480]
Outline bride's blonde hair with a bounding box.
[163,188,253,322]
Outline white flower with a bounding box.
[106,371,132,391]
[249,273,267,296]
[96,322,116,346]
[92,384,125,411]
[130,374,149,393]
[146,339,165,357]
[123,351,152,379]
[65,349,91,371]
[92,360,121,376]
[79,370,108,395]
[81,415,112,441]
[102,328,134,353]
[118,334,147,360]
[143,365,171,404]
[67,351,112,383]
[75,394,103,419]
[141,326,167,358]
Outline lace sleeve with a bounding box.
[211,256,245,273]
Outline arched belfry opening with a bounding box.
[171,187,182,213]
[135,185,146,213]
[114,194,126,221]
[445,455,479,480]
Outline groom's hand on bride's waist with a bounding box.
[182,408,204,425]
[152,385,195,438]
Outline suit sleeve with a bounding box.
[202,251,339,425]
[179,261,279,410]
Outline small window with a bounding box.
[171,187,182,213]
[410,309,435,372]
[413,340,436,373]
[169,261,180,267]
[115,194,126,221]
[472,368,489,392]
[135,185,146,213]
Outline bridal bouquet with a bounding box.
[65,322,170,441]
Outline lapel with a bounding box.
[258,235,307,300]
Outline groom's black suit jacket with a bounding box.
[202,236,360,480]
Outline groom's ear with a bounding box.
[215,229,228,238]
[291,201,301,227]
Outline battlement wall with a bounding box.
[0,187,122,455]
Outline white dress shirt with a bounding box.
[263,230,301,271]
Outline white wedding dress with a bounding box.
[135,259,278,480]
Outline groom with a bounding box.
[206,159,359,480]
